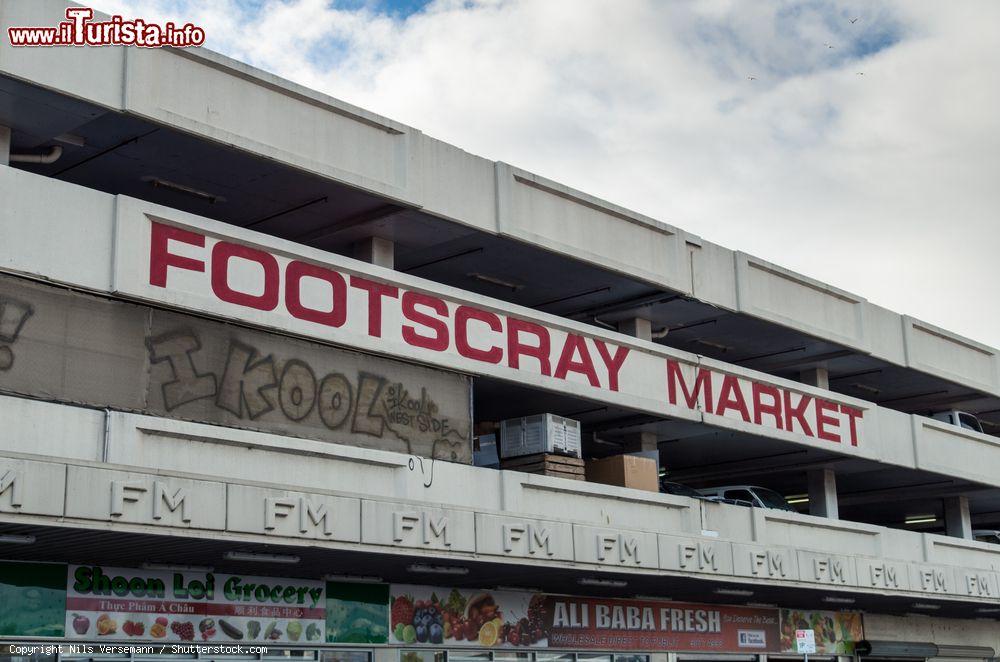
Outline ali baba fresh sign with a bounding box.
[66,565,324,643]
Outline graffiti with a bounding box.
[0,273,471,463]
[146,329,468,460]
[216,340,277,419]
[0,296,33,371]
[146,330,217,408]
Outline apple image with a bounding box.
[72,613,90,635]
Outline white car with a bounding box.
[973,529,1000,544]
[697,485,797,512]
[931,410,984,433]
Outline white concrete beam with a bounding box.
[808,468,839,519]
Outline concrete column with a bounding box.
[353,236,394,269]
[623,431,658,453]
[0,126,10,166]
[944,495,973,539]
[618,317,652,342]
[800,367,829,390]
[623,431,660,477]
[808,468,839,519]
[799,368,830,389]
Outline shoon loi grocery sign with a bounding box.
[111,210,871,453]
[389,585,780,653]
[66,565,325,643]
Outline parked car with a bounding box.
[697,485,797,512]
[660,480,753,506]
[660,480,708,499]
[931,410,984,433]
[973,530,1000,544]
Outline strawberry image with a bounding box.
[392,595,415,629]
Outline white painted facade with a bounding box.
[1,0,999,653]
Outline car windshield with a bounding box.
[754,487,796,511]
[662,482,703,498]
[958,413,983,433]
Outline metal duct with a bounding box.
[856,641,996,659]
[935,646,997,659]
[856,641,938,659]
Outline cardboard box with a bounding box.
[586,454,659,492]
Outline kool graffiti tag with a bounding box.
[0,296,33,371]
[146,324,469,461]
[0,275,472,462]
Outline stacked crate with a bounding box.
[499,453,585,480]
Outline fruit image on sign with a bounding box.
[779,610,863,654]
[389,586,547,648]
[392,585,781,653]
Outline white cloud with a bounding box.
[96,0,1000,347]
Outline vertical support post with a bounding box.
[808,468,839,519]
[617,317,652,342]
[0,126,11,166]
[353,236,395,269]
[800,367,830,390]
[944,495,973,539]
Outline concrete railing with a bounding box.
[1,394,999,605]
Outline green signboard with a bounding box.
[326,581,389,644]
[0,561,66,637]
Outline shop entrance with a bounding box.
[1,646,374,662]
[676,654,760,662]
[399,651,650,662]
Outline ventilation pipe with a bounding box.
[9,145,63,164]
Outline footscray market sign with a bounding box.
[110,208,875,456]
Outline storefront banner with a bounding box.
[65,565,325,644]
[327,581,389,643]
[0,561,66,637]
[779,609,863,654]
[390,584,780,653]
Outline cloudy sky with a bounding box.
[95,0,1000,347]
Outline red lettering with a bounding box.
[149,222,204,287]
[840,404,863,446]
[783,390,814,436]
[594,340,629,392]
[815,399,842,442]
[401,292,449,351]
[455,306,503,364]
[285,260,347,327]
[666,360,713,411]
[752,382,784,429]
[507,318,551,376]
[349,276,398,337]
[715,375,751,422]
[553,335,600,387]
[211,242,279,311]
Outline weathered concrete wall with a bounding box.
[863,612,1000,648]
[0,274,471,462]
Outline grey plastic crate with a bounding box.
[499,414,582,458]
